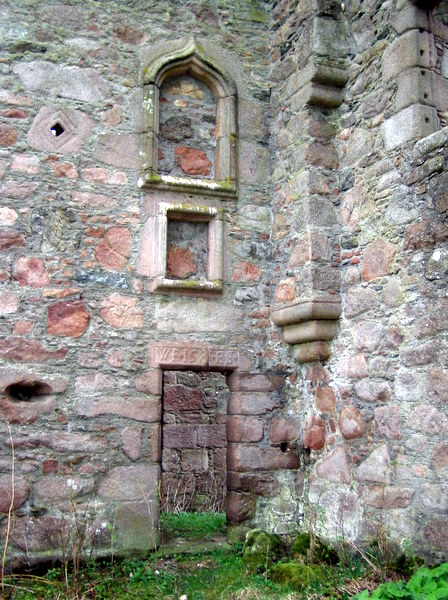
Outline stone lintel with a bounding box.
[148,342,239,371]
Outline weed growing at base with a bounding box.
[160,510,226,540]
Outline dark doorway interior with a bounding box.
[161,370,229,513]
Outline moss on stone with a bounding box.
[291,532,338,565]
[243,529,283,573]
[270,562,327,589]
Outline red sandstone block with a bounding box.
[315,386,336,412]
[231,260,261,282]
[227,373,283,393]
[47,300,90,338]
[0,397,55,424]
[135,369,162,395]
[163,424,197,448]
[262,448,300,470]
[228,392,279,415]
[0,338,67,362]
[14,257,50,287]
[227,471,280,496]
[77,396,160,423]
[0,475,30,512]
[304,416,326,450]
[197,424,226,448]
[269,417,301,444]
[164,384,203,411]
[0,123,17,146]
[0,231,25,252]
[227,416,264,443]
[362,239,396,281]
[227,443,264,471]
[42,459,58,474]
[226,491,256,523]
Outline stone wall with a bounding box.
[0,0,448,564]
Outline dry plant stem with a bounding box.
[1,423,14,600]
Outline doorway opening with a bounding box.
[160,370,229,544]
[161,370,229,514]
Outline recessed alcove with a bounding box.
[141,39,238,198]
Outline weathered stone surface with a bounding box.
[14,61,110,103]
[339,405,366,440]
[100,293,143,329]
[362,240,396,281]
[0,338,67,363]
[0,397,55,424]
[121,427,143,461]
[27,105,94,154]
[155,299,243,333]
[13,257,50,287]
[353,321,383,352]
[0,475,30,513]
[316,447,351,484]
[365,486,414,509]
[315,386,336,413]
[78,397,160,423]
[356,445,391,484]
[35,476,94,502]
[304,416,326,450]
[227,416,264,442]
[374,406,401,439]
[337,355,368,379]
[95,132,139,169]
[232,261,261,282]
[409,404,448,435]
[0,123,18,146]
[98,465,158,500]
[0,292,18,315]
[0,207,18,226]
[227,472,280,496]
[174,146,212,176]
[95,227,132,272]
[431,442,448,477]
[47,301,90,337]
[164,385,203,411]
[166,245,197,278]
[0,231,25,251]
[355,380,391,403]
[50,432,108,452]
[228,392,278,415]
[345,286,377,318]
[269,417,301,444]
[427,369,448,402]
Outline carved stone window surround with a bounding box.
[137,198,224,294]
[140,39,238,199]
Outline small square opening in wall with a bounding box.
[144,201,224,294]
[50,122,65,138]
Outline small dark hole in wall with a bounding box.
[424,93,428,99]
[50,122,65,137]
[420,49,424,55]
[6,381,52,401]
[425,117,430,123]
[280,442,288,453]
[421,70,426,76]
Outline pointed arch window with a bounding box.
[141,39,237,199]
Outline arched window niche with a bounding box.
[140,39,238,199]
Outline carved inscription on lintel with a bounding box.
[150,344,239,370]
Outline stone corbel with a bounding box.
[271,294,341,363]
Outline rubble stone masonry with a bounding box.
[0,0,447,564]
